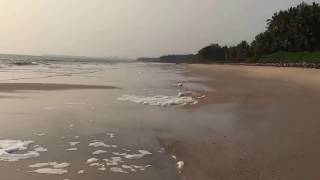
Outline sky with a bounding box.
[0,0,318,58]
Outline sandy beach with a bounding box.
[0,62,320,180]
[179,64,320,180]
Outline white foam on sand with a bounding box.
[92,150,107,155]
[87,158,98,164]
[29,162,70,169]
[77,170,85,174]
[0,140,40,162]
[98,166,106,171]
[121,165,136,172]
[89,141,117,148]
[103,157,124,166]
[65,148,78,151]
[29,162,70,175]
[89,162,101,167]
[110,167,128,173]
[112,150,152,159]
[117,93,198,107]
[101,149,152,173]
[31,168,68,175]
[106,133,115,138]
[34,146,48,152]
[133,165,152,170]
[121,164,151,172]
[33,133,46,136]
[88,161,106,171]
[69,142,80,146]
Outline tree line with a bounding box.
[198,2,320,62]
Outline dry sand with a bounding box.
[191,64,320,88]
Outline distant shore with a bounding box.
[138,59,320,69]
[137,51,320,69]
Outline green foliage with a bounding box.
[259,51,320,63]
[253,2,320,54]
[198,44,226,61]
[198,41,252,62]
[198,2,320,63]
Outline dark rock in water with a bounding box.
[10,61,37,66]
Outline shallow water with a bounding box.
[3,60,320,180]
[0,61,208,180]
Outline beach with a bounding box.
[0,60,320,180]
[182,64,320,180]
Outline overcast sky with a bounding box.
[0,0,317,58]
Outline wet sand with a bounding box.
[0,63,320,180]
[0,63,187,180]
[0,83,119,92]
[165,64,320,180]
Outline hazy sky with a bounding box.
[0,0,317,58]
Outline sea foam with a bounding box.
[29,162,70,175]
[117,93,198,107]
[0,140,40,162]
[31,168,68,175]
[112,150,152,159]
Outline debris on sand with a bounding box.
[171,154,185,174]
[173,82,183,87]
[176,161,184,173]
[10,61,37,66]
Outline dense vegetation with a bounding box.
[198,2,320,63]
[259,51,320,63]
[158,54,196,63]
